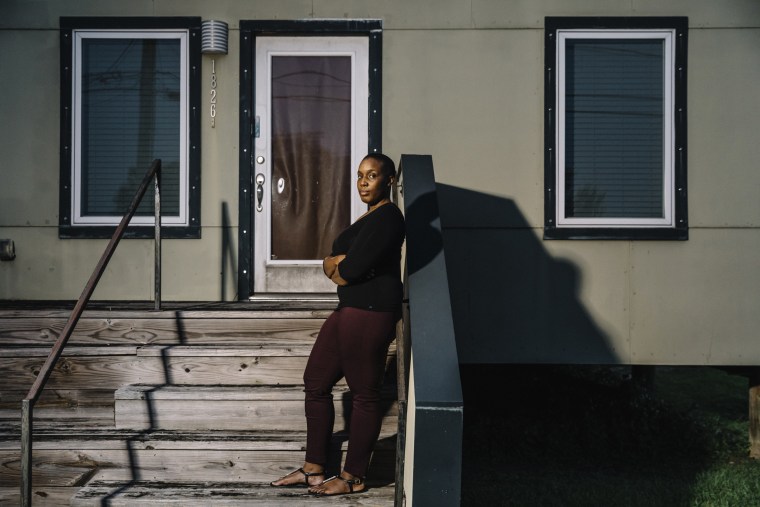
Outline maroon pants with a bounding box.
[303,306,398,477]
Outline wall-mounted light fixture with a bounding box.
[0,239,15,261]
[202,21,227,128]
[201,20,228,54]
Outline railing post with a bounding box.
[20,399,32,507]
[154,162,161,311]
[400,154,464,506]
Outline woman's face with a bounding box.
[356,158,393,205]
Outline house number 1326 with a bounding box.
[210,59,217,127]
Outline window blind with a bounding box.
[564,39,664,218]
[81,38,181,217]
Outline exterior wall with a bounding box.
[1,0,758,364]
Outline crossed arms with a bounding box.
[323,255,348,286]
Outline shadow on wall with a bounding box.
[221,202,237,301]
[436,184,617,364]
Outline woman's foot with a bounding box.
[270,463,325,487]
[308,470,365,495]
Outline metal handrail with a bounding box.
[20,159,162,506]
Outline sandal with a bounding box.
[270,467,325,488]
[309,474,364,496]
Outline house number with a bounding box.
[210,59,217,127]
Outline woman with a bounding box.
[271,153,405,496]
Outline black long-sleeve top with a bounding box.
[331,203,405,312]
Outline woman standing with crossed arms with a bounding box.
[271,153,405,496]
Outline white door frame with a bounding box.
[237,20,383,301]
[252,36,369,294]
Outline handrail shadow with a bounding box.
[99,310,188,506]
[435,184,615,364]
[220,202,237,302]
[19,159,162,507]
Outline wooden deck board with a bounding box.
[0,388,114,408]
[115,402,398,432]
[0,429,397,451]
[137,344,314,357]
[0,389,115,425]
[70,481,394,506]
[116,384,335,401]
[0,300,337,320]
[0,317,326,346]
[0,486,79,506]
[0,355,313,389]
[0,346,139,357]
[1,446,396,487]
[0,406,114,425]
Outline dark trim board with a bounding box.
[60,17,201,30]
[58,17,202,240]
[238,19,382,35]
[237,19,383,300]
[238,27,255,302]
[58,226,201,240]
[543,16,688,241]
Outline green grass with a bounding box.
[460,365,760,507]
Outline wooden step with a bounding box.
[114,385,398,432]
[0,486,80,506]
[0,312,329,347]
[1,341,395,394]
[69,481,395,506]
[0,430,396,488]
[0,389,115,426]
[0,306,399,504]
[0,349,395,426]
[1,350,310,392]
[1,345,395,389]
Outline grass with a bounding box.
[460,365,760,507]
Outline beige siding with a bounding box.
[0,226,237,301]
[689,28,760,227]
[385,28,545,224]
[0,30,60,228]
[629,229,760,365]
[0,0,758,363]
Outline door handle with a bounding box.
[255,173,265,212]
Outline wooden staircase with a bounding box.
[0,304,398,506]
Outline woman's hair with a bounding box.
[362,153,396,180]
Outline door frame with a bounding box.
[238,19,383,300]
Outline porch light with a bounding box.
[0,239,15,261]
[201,20,228,54]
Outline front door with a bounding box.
[253,36,368,293]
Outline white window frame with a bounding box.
[555,29,676,229]
[71,29,190,226]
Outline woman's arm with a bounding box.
[323,254,348,285]
[336,208,404,283]
[330,265,349,286]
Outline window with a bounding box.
[544,17,688,240]
[60,18,201,238]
